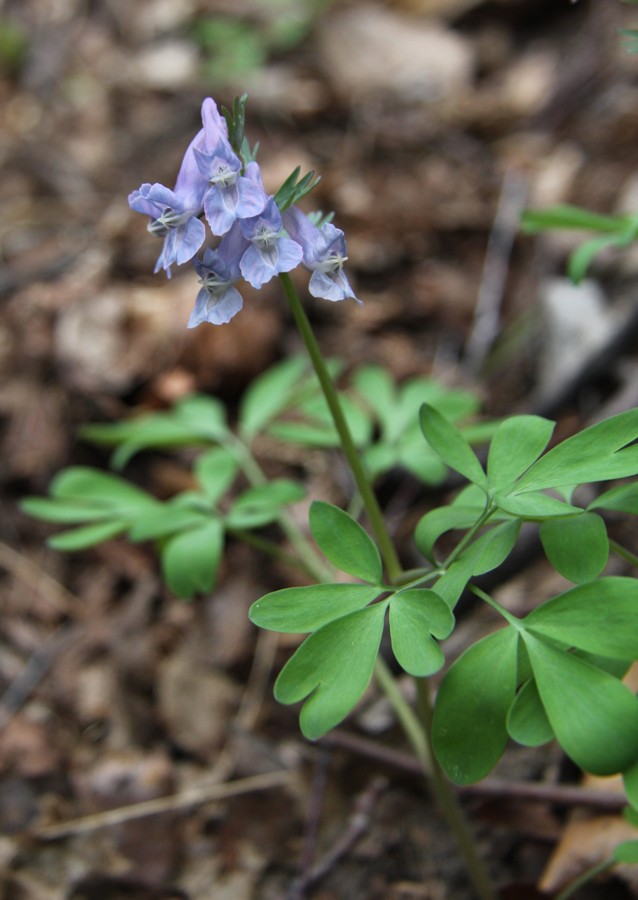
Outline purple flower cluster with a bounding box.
[129,97,359,327]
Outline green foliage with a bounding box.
[192,1,334,88]
[309,501,382,584]
[81,394,228,469]
[388,589,454,676]
[274,602,387,739]
[521,204,638,282]
[273,167,321,213]
[0,16,27,75]
[539,512,609,583]
[432,628,519,784]
[432,577,638,782]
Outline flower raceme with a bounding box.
[128,96,359,325]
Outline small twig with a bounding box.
[465,169,529,374]
[288,749,333,900]
[0,626,76,732]
[32,770,294,840]
[320,730,627,812]
[0,540,76,616]
[288,776,388,898]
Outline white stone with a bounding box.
[317,4,474,103]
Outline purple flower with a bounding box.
[128,98,232,276]
[239,174,303,288]
[128,182,206,277]
[283,206,360,303]
[194,140,267,236]
[188,223,248,327]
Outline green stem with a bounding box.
[279,273,402,583]
[224,431,333,583]
[554,858,614,900]
[442,502,495,570]
[610,538,638,570]
[470,584,521,628]
[415,679,498,900]
[374,656,430,772]
[227,528,315,575]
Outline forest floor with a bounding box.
[3,0,638,897]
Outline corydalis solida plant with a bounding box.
[27,93,638,899]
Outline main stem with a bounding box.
[416,679,497,900]
[279,273,401,582]
[280,274,497,900]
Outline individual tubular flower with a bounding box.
[127,98,229,276]
[283,206,360,303]
[195,139,268,236]
[128,182,206,277]
[238,165,303,288]
[188,222,248,327]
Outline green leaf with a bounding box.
[432,628,519,784]
[494,491,581,518]
[623,803,638,830]
[434,556,475,609]
[398,442,448,485]
[524,577,638,658]
[48,520,128,551]
[419,405,488,489]
[249,583,381,633]
[51,467,154,508]
[173,394,228,440]
[352,365,397,436]
[515,409,638,492]
[309,501,382,584]
[194,448,238,504]
[523,633,638,775]
[161,519,224,599]
[82,395,228,468]
[521,205,628,234]
[128,506,210,542]
[624,761,638,809]
[274,166,320,212]
[568,233,629,284]
[238,356,307,438]
[20,497,116,524]
[271,394,373,449]
[389,589,454,676]
[614,841,638,864]
[414,505,486,563]
[226,479,305,529]
[589,481,638,515]
[487,415,555,490]
[506,680,554,747]
[275,603,387,739]
[469,520,521,576]
[539,512,609,583]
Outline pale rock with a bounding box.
[536,278,618,400]
[130,40,198,90]
[317,4,474,103]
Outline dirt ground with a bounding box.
[3,0,638,897]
